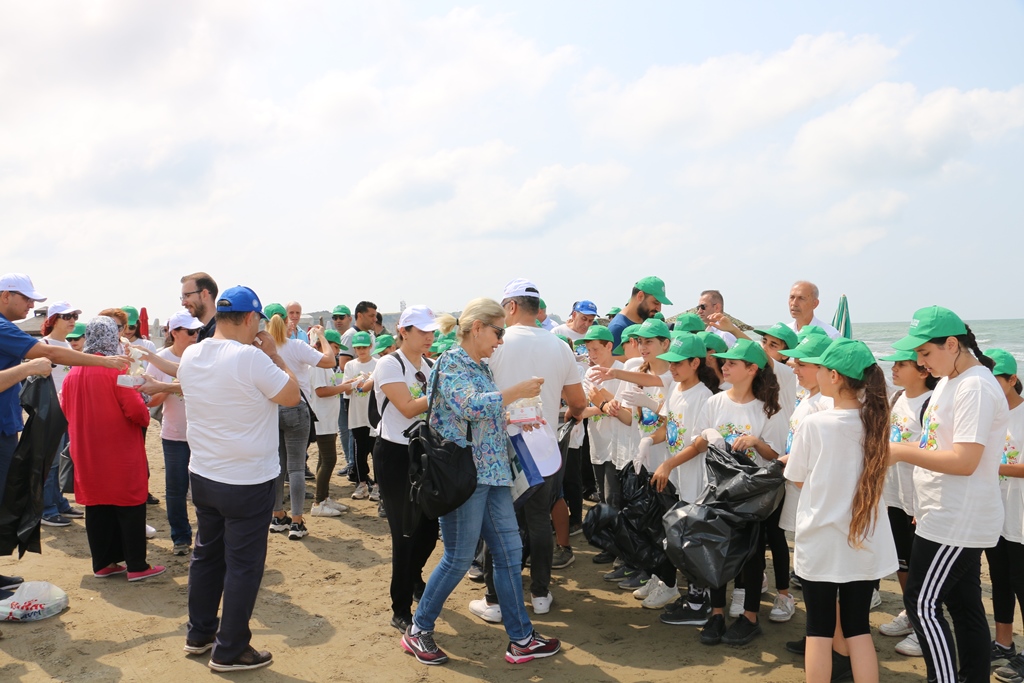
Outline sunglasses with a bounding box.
[332,315,349,320]
[696,304,707,311]
[58,313,79,321]
[174,327,199,336]
[485,322,506,340]
[415,370,427,392]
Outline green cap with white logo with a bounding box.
[986,349,1018,377]
[658,334,707,362]
[697,331,727,354]
[674,312,705,333]
[582,325,613,342]
[892,306,968,351]
[779,334,833,361]
[802,338,878,381]
[753,322,798,351]
[713,338,769,369]
[635,276,672,305]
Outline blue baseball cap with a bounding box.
[217,286,267,319]
[573,300,598,316]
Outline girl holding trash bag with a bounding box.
[650,338,786,646]
[404,299,561,666]
[785,338,897,683]
[888,307,1009,683]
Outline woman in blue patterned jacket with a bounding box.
[400,297,561,667]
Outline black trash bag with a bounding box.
[611,466,678,573]
[0,376,67,557]
[582,502,621,554]
[695,444,786,521]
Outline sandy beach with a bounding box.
[0,424,995,682]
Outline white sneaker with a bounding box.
[468,598,503,623]
[321,497,348,512]
[633,574,660,600]
[145,524,157,539]
[870,588,882,609]
[351,483,369,500]
[531,592,553,615]
[729,588,745,618]
[761,573,769,594]
[642,580,679,609]
[879,610,914,637]
[310,502,342,517]
[368,485,381,502]
[769,592,796,622]
[895,631,923,657]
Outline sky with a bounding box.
[2,0,1022,326]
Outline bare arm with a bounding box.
[0,358,52,392]
[306,326,337,369]
[891,442,986,476]
[562,383,587,421]
[999,463,1024,478]
[26,342,130,371]
[381,382,428,419]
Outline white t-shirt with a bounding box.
[913,365,1010,548]
[373,349,430,445]
[611,357,643,469]
[42,337,72,395]
[634,368,673,471]
[550,323,584,342]
[788,315,841,340]
[1000,403,1024,543]
[308,366,341,436]
[276,338,324,399]
[786,408,899,582]
[694,392,789,468]
[488,325,581,442]
[179,339,290,485]
[780,391,833,532]
[343,357,378,429]
[884,391,932,515]
[587,361,629,466]
[660,382,714,503]
[149,348,186,441]
[772,359,798,424]
[707,327,737,349]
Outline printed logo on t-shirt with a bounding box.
[665,411,687,455]
[410,382,427,420]
[890,413,916,443]
[1001,433,1020,482]
[919,405,939,450]
[717,422,756,459]
[638,406,661,435]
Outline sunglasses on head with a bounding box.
[175,327,199,336]
[58,313,79,321]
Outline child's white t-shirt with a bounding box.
[308,366,341,436]
[635,368,673,472]
[588,361,629,467]
[659,382,714,503]
[344,357,378,430]
[611,358,643,469]
[1000,403,1024,543]
[780,391,832,532]
[883,391,931,516]
[693,392,789,468]
[773,359,798,424]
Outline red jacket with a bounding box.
[62,364,150,506]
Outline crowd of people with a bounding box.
[0,270,1020,683]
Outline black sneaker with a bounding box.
[288,522,308,540]
[660,601,710,626]
[61,507,84,519]
[269,515,292,533]
[603,565,633,582]
[391,615,411,632]
[790,572,803,590]
[995,652,1024,682]
[568,523,584,536]
[994,640,1019,664]
[831,651,853,682]
[41,514,72,527]
[413,581,426,602]
[785,636,806,655]
[304,467,315,480]
[0,574,25,590]
[618,570,649,590]
[700,613,727,645]
[147,493,160,505]
[552,545,575,569]
[592,550,616,564]
[208,645,272,672]
[721,615,763,646]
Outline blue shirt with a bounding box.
[0,313,39,435]
[608,312,640,351]
[428,345,511,487]
[289,328,310,343]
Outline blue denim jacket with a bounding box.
[428,345,511,486]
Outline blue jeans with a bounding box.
[0,432,18,508]
[162,438,193,546]
[337,398,353,469]
[414,484,532,642]
[43,433,71,517]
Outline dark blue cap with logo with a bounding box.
[573,300,598,316]
[217,286,268,319]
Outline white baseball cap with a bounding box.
[398,305,440,332]
[0,273,46,301]
[167,309,204,331]
[502,278,540,300]
[47,301,81,317]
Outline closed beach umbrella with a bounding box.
[832,295,852,339]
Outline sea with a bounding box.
[851,319,1023,364]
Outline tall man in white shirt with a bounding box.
[178,286,299,673]
[787,281,841,339]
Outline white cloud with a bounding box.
[572,33,897,148]
[791,82,1024,178]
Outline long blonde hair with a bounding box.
[436,298,505,342]
[267,313,288,346]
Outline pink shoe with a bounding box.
[127,565,167,582]
[94,564,127,578]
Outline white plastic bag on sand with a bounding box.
[0,581,69,621]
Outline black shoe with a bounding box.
[700,613,727,645]
[0,574,25,590]
[790,572,803,590]
[603,565,633,582]
[147,493,160,505]
[413,581,425,602]
[304,467,315,480]
[661,601,710,626]
[61,507,84,519]
[721,615,763,646]
[592,550,616,564]
[208,645,273,672]
[994,639,1019,664]
[584,491,602,503]
[831,651,853,682]
[41,514,72,527]
[618,570,649,590]
[994,652,1024,682]
[391,615,412,632]
[785,636,806,655]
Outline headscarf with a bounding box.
[83,316,122,357]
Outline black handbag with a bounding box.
[403,359,477,522]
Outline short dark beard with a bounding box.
[637,298,656,320]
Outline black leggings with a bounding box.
[765,497,789,590]
[564,447,583,526]
[710,522,766,613]
[351,426,375,485]
[985,536,1024,625]
[888,506,915,572]
[84,503,149,573]
[802,579,874,638]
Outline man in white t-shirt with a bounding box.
[177,286,299,673]
[482,278,586,616]
[550,300,597,342]
[787,281,840,339]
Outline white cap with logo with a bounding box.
[502,278,540,299]
[167,309,204,331]
[46,301,81,317]
[0,273,47,301]
[398,305,440,332]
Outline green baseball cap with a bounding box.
[332,305,351,316]
[66,321,87,340]
[697,331,727,354]
[986,349,1018,376]
[351,331,372,347]
[582,325,613,342]
[373,334,395,354]
[674,312,705,333]
[797,325,829,341]
[606,306,622,317]
[653,311,665,321]
[539,298,547,310]
[120,305,139,326]
[779,334,833,361]
[634,318,671,339]
[713,338,769,369]
[635,276,672,305]
[264,302,286,319]
[802,338,877,381]
[556,334,571,346]
[893,306,968,351]
[753,322,798,351]
[878,349,919,363]
[323,329,346,347]
[658,334,707,362]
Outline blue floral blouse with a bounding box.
[428,345,512,487]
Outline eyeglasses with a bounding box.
[58,313,79,321]
[485,322,506,340]
[174,327,199,336]
[180,290,201,302]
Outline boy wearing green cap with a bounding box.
[341,331,379,500]
[607,276,671,353]
[308,330,350,518]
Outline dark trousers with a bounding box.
[985,536,1024,625]
[0,433,17,508]
[486,473,556,599]
[580,425,597,496]
[765,499,789,591]
[373,437,438,620]
[904,535,989,683]
[710,522,766,613]
[85,503,148,573]
[187,473,275,663]
[313,434,338,503]
[351,426,375,485]
[564,447,583,526]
